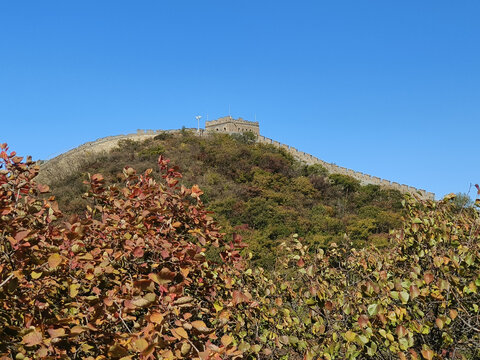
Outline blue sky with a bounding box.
[1,1,479,199]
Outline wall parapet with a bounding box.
[38,129,434,200]
[257,135,434,200]
[206,116,259,127]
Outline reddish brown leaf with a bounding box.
[15,230,30,243]
[22,330,43,347]
[47,253,62,269]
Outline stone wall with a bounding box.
[256,135,435,200]
[37,128,434,200]
[205,116,260,135]
[36,129,192,184]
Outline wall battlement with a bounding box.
[205,116,260,135]
[256,135,434,200]
[37,125,434,200]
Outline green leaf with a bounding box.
[399,291,409,304]
[367,304,379,316]
[356,335,369,346]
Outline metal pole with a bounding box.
[195,115,202,132]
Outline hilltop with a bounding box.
[39,128,405,267]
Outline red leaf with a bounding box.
[15,230,30,243]
[358,315,369,328]
[325,301,333,311]
[22,330,43,347]
[232,290,250,305]
[91,174,104,182]
[424,272,434,284]
[133,246,144,258]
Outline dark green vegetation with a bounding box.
[48,131,403,268]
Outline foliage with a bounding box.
[449,192,473,210]
[2,145,480,359]
[232,194,480,359]
[230,132,257,144]
[45,133,405,266]
[0,144,248,359]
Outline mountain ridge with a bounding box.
[37,127,434,200]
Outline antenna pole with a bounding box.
[195,115,202,132]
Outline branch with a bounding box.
[115,301,132,333]
[0,273,14,289]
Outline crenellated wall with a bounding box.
[256,135,435,200]
[37,128,434,200]
[205,116,260,135]
[36,129,193,184]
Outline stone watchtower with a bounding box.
[205,116,260,135]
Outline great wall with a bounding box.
[37,117,435,200]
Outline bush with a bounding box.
[329,173,361,193]
[0,145,247,359]
[2,144,480,359]
[230,132,257,144]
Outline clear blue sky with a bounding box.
[1,1,479,199]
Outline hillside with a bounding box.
[3,140,479,359]
[42,130,404,267]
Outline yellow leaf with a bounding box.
[345,330,356,342]
[181,342,191,355]
[150,312,164,324]
[180,267,190,278]
[70,284,80,298]
[31,271,42,279]
[221,334,233,347]
[449,309,458,320]
[191,320,209,333]
[421,349,434,360]
[191,184,204,198]
[134,338,149,352]
[172,327,189,339]
[85,273,94,280]
[172,221,182,228]
[47,253,62,268]
[160,350,174,360]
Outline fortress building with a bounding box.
[205,116,260,135]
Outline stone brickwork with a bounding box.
[205,116,260,135]
[37,124,434,200]
[36,129,192,184]
[256,135,435,200]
